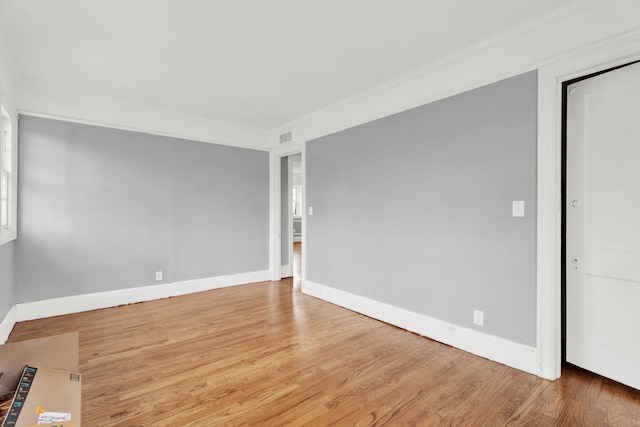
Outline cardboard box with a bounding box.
[0,333,80,427]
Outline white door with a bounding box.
[566,61,640,390]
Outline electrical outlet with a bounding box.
[473,310,484,326]
[155,271,163,281]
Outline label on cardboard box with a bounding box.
[37,411,72,424]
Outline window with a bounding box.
[0,101,17,245]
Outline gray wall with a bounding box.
[0,241,14,321]
[280,156,289,268]
[306,71,538,346]
[15,116,269,302]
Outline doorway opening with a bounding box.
[279,152,303,289]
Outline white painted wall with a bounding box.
[0,30,16,101]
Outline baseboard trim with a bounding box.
[302,280,538,376]
[15,270,270,322]
[0,305,17,344]
[169,270,270,297]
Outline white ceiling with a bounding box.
[0,0,577,130]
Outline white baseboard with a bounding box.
[15,270,270,322]
[302,280,538,376]
[169,270,270,297]
[0,305,17,344]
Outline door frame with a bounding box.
[536,30,640,380]
[269,140,305,282]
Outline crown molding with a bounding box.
[270,0,639,146]
[17,81,271,151]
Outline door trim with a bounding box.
[536,29,640,380]
[269,140,305,281]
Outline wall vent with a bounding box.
[279,131,292,144]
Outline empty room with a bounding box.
[1,1,640,425]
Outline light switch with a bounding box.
[308,206,314,216]
[512,201,525,217]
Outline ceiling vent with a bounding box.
[279,131,292,144]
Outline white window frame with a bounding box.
[0,93,17,246]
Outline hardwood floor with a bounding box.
[7,262,640,425]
